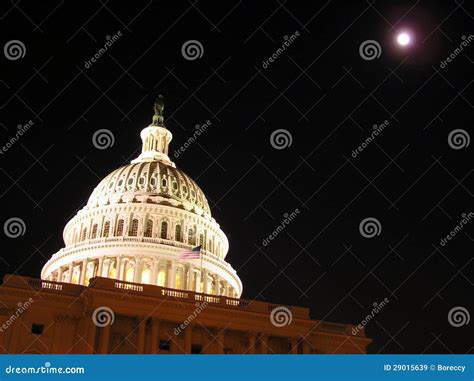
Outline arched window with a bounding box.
[144,220,153,237]
[91,224,98,239]
[160,221,168,239]
[103,221,110,237]
[175,224,182,242]
[188,229,195,245]
[130,219,139,236]
[81,228,87,241]
[116,219,124,236]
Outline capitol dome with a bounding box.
[41,97,242,298]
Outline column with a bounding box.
[67,263,73,283]
[85,314,97,353]
[79,259,87,285]
[290,337,298,354]
[195,269,201,293]
[97,257,104,278]
[184,326,193,354]
[215,275,221,295]
[57,267,64,282]
[216,329,225,354]
[260,334,269,354]
[167,261,176,289]
[187,265,194,291]
[98,324,111,353]
[247,333,256,354]
[137,317,146,354]
[202,269,209,294]
[151,259,159,285]
[183,264,189,290]
[133,257,142,283]
[150,319,160,354]
[117,256,124,281]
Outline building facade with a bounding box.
[0,98,371,354]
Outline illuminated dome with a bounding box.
[87,161,212,217]
[41,96,242,298]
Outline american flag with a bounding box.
[178,245,201,260]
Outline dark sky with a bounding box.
[1,1,472,354]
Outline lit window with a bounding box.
[116,220,124,236]
[91,224,98,239]
[145,220,153,237]
[175,225,182,242]
[160,221,168,239]
[130,219,139,236]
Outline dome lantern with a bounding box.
[132,95,174,167]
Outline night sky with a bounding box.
[1,1,472,354]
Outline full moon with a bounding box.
[397,33,410,46]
